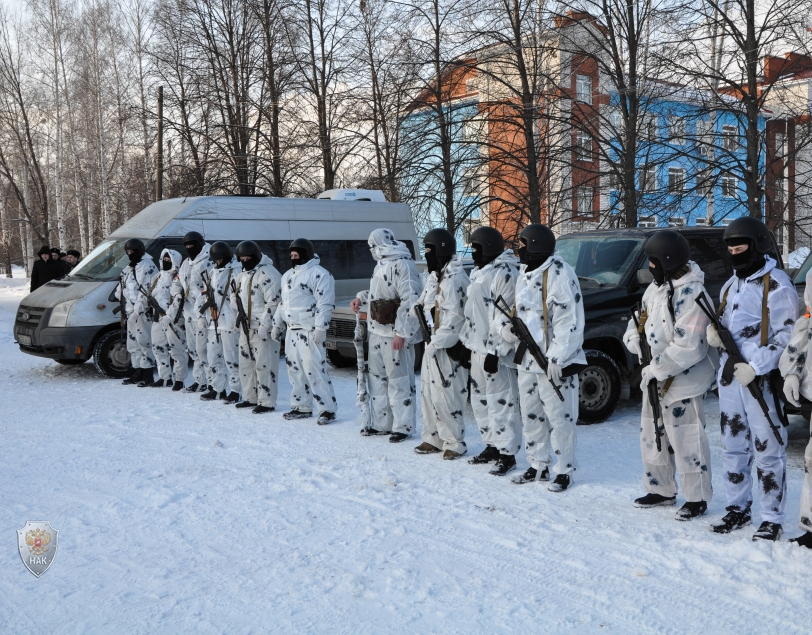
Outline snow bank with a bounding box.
[0,283,810,633]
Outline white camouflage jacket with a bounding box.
[116,254,158,317]
[417,255,469,349]
[460,249,520,363]
[272,255,335,332]
[623,261,714,406]
[234,254,283,329]
[143,248,183,315]
[355,238,422,341]
[716,255,797,377]
[170,243,213,322]
[512,251,586,373]
[779,267,812,396]
[195,256,241,332]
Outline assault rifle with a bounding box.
[493,295,564,401]
[118,279,127,342]
[199,271,220,344]
[695,291,784,446]
[231,279,254,361]
[137,281,180,339]
[632,303,663,452]
[414,303,450,387]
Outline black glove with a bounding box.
[483,353,499,374]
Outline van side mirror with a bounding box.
[636,268,654,285]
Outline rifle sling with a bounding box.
[217,269,233,315]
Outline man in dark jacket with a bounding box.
[30,246,58,291]
[50,248,70,278]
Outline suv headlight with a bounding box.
[48,300,76,327]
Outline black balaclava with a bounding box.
[185,242,202,261]
[649,257,666,285]
[241,255,259,271]
[290,249,310,266]
[162,256,173,271]
[519,240,553,273]
[425,246,439,274]
[128,251,142,266]
[471,243,498,269]
[728,238,765,279]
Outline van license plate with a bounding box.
[325,340,337,350]
[17,334,31,346]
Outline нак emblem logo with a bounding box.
[17,521,58,577]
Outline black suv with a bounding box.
[558,227,785,424]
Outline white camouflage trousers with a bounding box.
[640,392,713,503]
[420,349,468,453]
[151,321,172,381]
[206,329,240,394]
[183,312,206,385]
[718,375,788,524]
[517,371,578,476]
[799,427,812,533]
[127,312,155,369]
[285,328,337,414]
[239,327,280,408]
[368,333,416,435]
[469,351,522,455]
[162,320,189,382]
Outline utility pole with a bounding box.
[156,86,164,201]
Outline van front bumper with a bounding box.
[14,307,99,361]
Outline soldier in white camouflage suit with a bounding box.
[117,238,159,387]
[501,224,586,492]
[623,230,715,520]
[779,266,812,549]
[170,231,213,393]
[460,226,522,476]
[232,241,282,414]
[708,217,798,541]
[195,241,242,403]
[414,228,470,460]
[144,248,187,390]
[272,238,338,425]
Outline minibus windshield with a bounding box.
[67,240,130,282]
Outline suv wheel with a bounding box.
[578,350,621,425]
[93,329,132,378]
[326,348,357,368]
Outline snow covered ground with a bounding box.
[0,275,811,634]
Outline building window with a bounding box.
[695,168,713,197]
[575,130,592,161]
[642,115,658,142]
[465,78,476,94]
[638,215,656,228]
[668,216,686,227]
[575,74,592,104]
[608,107,623,136]
[721,173,738,198]
[696,120,710,156]
[722,125,739,151]
[668,167,686,193]
[775,132,786,157]
[640,166,657,192]
[695,217,708,226]
[775,175,785,203]
[608,170,620,191]
[576,187,594,217]
[670,117,686,143]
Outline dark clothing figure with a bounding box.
[30,246,59,291]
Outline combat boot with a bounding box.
[489,453,516,476]
[468,445,499,465]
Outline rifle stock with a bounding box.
[231,279,254,361]
[414,303,450,387]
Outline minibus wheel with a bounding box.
[93,329,132,378]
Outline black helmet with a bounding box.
[469,226,504,261]
[124,238,145,255]
[644,230,690,273]
[290,238,314,263]
[183,231,204,247]
[724,216,771,254]
[236,241,262,271]
[519,224,555,256]
[424,228,456,258]
[209,241,232,267]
